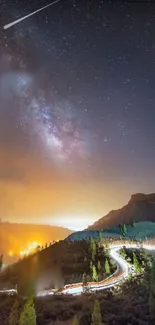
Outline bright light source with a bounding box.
[20,250,26,257]
[19,241,41,257]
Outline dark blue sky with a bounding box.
[0,0,155,229]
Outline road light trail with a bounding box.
[3,0,60,30]
[37,243,155,295]
[1,242,155,296]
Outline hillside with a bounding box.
[0,222,72,264]
[0,239,115,294]
[68,221,155,241]
[87,193,155,230]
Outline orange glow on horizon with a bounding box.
[8,241,42,259]
[19,241,41,257]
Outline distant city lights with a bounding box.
[19,241,40,256]
[8,239,59,260]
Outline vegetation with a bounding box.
[19,297,36,325]
[105,259,110,276]
[92,265,98,282]
[68,221,155,242]
[2,229,155,324]
[82,272,88,293]
[97,260,101,272]
[98,231,104,242]
[0,239,115,296]
[119,246,150,274]
[133,252,141,273]
[119,224,127,237]
[105,240,110,256]
[0,246,154,324]
[91,299,102,325]
[72,315,79,325]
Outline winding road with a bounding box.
[1,242,155,297]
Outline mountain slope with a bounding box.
[68,221,155,242]
[87,193,155,230]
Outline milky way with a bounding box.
[0,7,91,168]
[25,91,90,163]
[0,68,90,165]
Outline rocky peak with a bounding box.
[129,193,155,203]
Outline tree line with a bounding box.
[82,236,111,288]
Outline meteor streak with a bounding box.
[3,0,60,30]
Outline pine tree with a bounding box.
[98,231,103,242]
[120,224,127,237]
[97,260,101,272]
[92,265,98,281]
[72,315,79,325]
[19,297,36,325]
[133,252,141,273]
[82,273,87,286]
[105,240,109,250]
[9,299,19,325]
[123,224,127,235]
[105,240,110,256]
[120,247,126,259]
[105,259,110,276]
[92,241,96,261]
[91,299,102,325]
[128,272,133,281]
[89,238,96,259]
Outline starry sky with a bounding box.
[0,0,155,230]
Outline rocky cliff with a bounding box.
[87,193,155,230]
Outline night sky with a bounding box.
[1,0,155,230]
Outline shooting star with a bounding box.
[3,0,60,30]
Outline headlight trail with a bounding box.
[3,0,60,30]
[1,242,155,296]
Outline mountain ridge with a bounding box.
[87,193,155,230]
